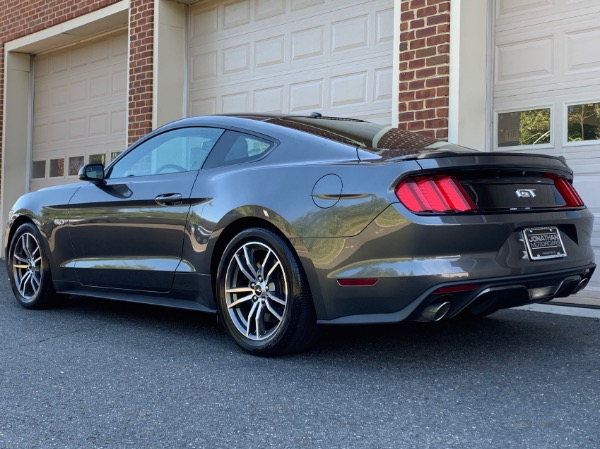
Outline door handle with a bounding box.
[155,193,183,206]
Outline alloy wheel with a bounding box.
[11,232,43,301]
[224,241,288,341]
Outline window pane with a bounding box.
[111,151,122,161]
[49,158,64,177]
[498,108,551,147]
[89,153,106,165]
[68,156,84,176]
[32,161,46,179]
[568,103,600,142]
[108,127,224,179]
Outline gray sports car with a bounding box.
[5,114,595,355]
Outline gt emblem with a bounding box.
[515,189,536,198]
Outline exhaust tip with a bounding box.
[573,277,590,294]
[419,300,452,322]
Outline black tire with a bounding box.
[7,222,62,309]
[216,227,318,356]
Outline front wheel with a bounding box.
[216,228,317,356]
[7,222,62,309]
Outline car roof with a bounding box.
[166,113,441,153]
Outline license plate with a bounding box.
[523,226,567,261]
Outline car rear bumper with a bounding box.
[316,264,595,324]
[299,205,596,323]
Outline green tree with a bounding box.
[519,109,551,145]
[568,103,600,142]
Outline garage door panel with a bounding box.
[496,0,600,32]
[31,31,127,192]
[494,1,600,301]
[188,0,393,122]
[190,62,391,119]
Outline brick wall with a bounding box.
[398,0,451,140]
[128,0,155,145]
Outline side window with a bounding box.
[108,127,224,179]
[203,131,274,169]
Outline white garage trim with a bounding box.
[153,0,186,129]
[448,0,491,151]
[392,0,401,127]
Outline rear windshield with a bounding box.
[265,117,439,151]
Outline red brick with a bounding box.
[400,70,415,81]
[408,58,426,70]
[415,109,436,120]
[416,26,437,39]
[416,6,438,18]
[426,55,449,66]
[415,47,437,59]
[416,67,437,78]
[409,38,427,50]
[399,112,415,122]
[426,76,449,88]
[415,88,437,99]
[410,0,427,8]
[437,23,450,34]
[427,13,450,26]
[435,128,449,139]
[410,19,425,29]
[425,98,448,109]
[427,34,450,46]
[409,79,425,90]
[420,129,436,139]
[438,2,450,13]
[398,0,450,139]
[408,121,425,131]
[436,107,449,118]
[408,101,424,111]
[425,118,448,129]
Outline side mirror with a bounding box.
[79,164,105,184]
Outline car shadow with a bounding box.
[55,294,579,369]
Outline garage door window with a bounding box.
[49,158,64,178]
[567,103,600,142]
[68,156,85,177]
[89,154,106,165]
[498,108,551,147]
[31,161,46,179]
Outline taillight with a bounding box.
[546,174,585,208]
[395,175,476,213]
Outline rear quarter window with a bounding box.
[203,131,274,169]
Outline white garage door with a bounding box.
[188,0,394,123]
[30,31,128,192]
[493,0,600,302]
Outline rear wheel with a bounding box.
[217,227,317,356]
[7,222,62,309]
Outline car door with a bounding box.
[68,126,224,291]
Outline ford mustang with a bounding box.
[5,114,595,355]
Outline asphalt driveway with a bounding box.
[1,263,599,449]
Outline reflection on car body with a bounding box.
[4,114,595,356]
